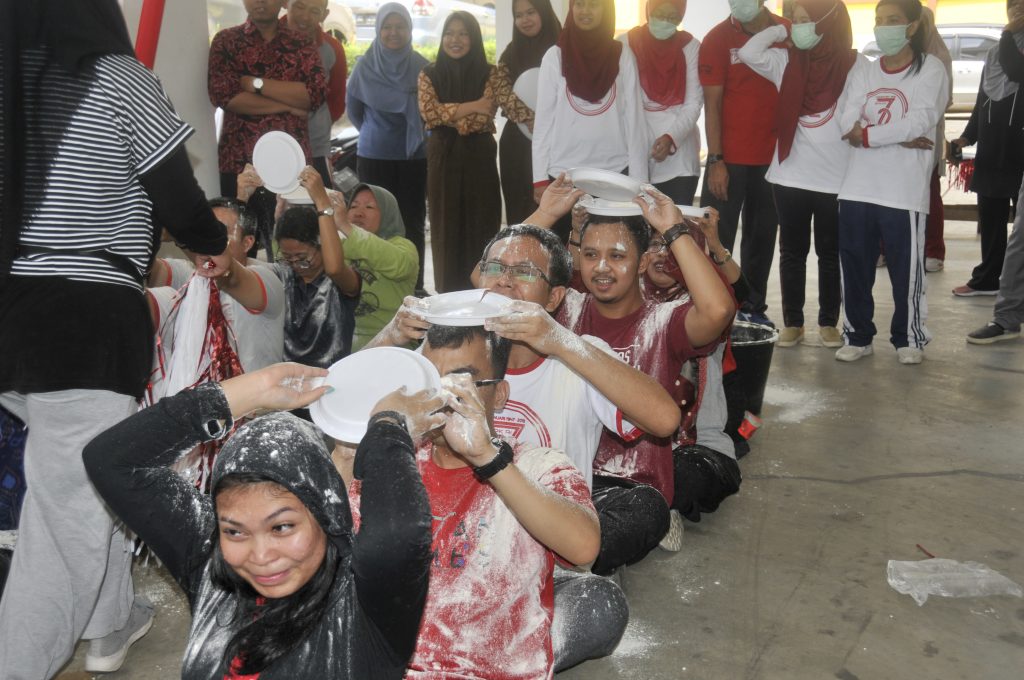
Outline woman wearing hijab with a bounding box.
[950,0,1024,298]
[347,3,430,295]
[418,11,502,293]
[0,1,230,675]
[532,0,648,241]
[623,0,703,205]
[495,0,562,224]
[737,0,861,349]
[84,362,445,678]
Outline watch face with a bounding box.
[319,207,335,216]
[254,78,264,90]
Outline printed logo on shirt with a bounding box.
[799,102,838,129]
[862,87,909,126]
[494,400,552,447]
[729,48,742,65]
[610,344,635,365]
[431,514,491,571]
[565,83,616,116]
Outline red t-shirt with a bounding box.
[556,290,715,505]
[349,441,594,679]
[698,15,790,166]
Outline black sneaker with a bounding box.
[966,322,1020,345]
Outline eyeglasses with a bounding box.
[478,260,551,284]
[648,238,668,253]
[473,379,502,388]
[276,252,316,269]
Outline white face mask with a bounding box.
[729,0,763,24]
[648,17,678,40]
[874,24,910,56]
[791,22,822,50]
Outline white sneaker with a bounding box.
[658,509,684,552]
[925,257,944,272]
[84,597,154,672]
[835,344,873,362]
[896,347,924,364]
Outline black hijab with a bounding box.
[423,11,491,103]
[0,0,135,278]
[499,0,562,81]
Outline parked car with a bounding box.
[207,0,357,45]
[861,24,1003,112]
[347,0,495,47]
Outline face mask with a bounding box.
[649,18,678,40]
[874,24,910,56]
[729,0,762,24]
[791,22,822,50]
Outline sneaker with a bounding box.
[777,326,804,347]
[876,254,886,268]
[952,284,997,297]
[817,326,844,348]
[967,322,1021,345]
[896,347,924,364]
[835,344,873,362]
[658,509,684,552]
[925,257,944,272]
[84,597,155,673]
[737,311,775,328]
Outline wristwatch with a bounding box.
[252,77,265,95]
[473,438,514,481]
[712,249,733,265]
[316,207,335,218]
[662,222,697,249]
[706,153,724,165]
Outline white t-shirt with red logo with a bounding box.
[838,54,949,214]
[494,335,640,490]
[348,440,594,680]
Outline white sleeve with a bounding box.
[621,48,650,182]
[166,257,195,289]
[838,58,868,133]
[665,39,705,148]
[579,335,641,440]
[864,58,947,147]
[736,24,789,88]
[532,47,560,183]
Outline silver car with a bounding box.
[861,24,1003,112]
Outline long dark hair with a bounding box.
[500,0,561,80]
[423,11,491,103]
[876,0,926,75]
[209,473,342,675]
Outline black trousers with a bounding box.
[968,193,1015,291]
[672,445,741,522]
[700,163,779,314]
[551,568,628,672]
[772,183,842,328]
[590,476,669,576]
[654,175,699,206]
[357,156,429,290]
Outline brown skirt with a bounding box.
[427,129,501,293]
[498,121,538,226]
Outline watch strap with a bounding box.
[706,153,724,165]
[662,222,695,249]
[473,439,514,481]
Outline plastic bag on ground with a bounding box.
[887,558,1024,606]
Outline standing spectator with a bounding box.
[920,6,954,273]
[967,177,1024,345]
[623,0,704,205]
[0,1,229,675]
[347,3,430,294]
[835,0,948,365]
[495,0,562,224]
[418,11,502,293]
[699,0,790,324]
[208,0,326,199]
[285,0,348,186]
[951,3,1024,297]
[532,0,648,241]
[737,0,860,348]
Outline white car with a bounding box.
[861,24,1003,112]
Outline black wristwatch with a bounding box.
[662,222,697,249]
[706,153,724,165]
[473,438,514,481]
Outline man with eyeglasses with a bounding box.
[147,198,286,377]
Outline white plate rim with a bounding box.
[420,289,513,326]
[253,131,305,195]
[569,167,643,202]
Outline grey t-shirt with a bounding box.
[308,40,336,158]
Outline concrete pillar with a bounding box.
[120,0,221,198]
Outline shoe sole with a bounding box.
[777,338,803,348]
[897,356,923,364]
[967,332,1020,345]
[953,289,998,297]
[84,613,154,673]
[835,347,873,362]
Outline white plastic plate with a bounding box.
[421,289,514,326]
[569,168,643,202]
[252,131,305,195]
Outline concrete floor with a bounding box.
[56,221,1024,679]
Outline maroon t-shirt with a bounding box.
[556,289,714,504]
